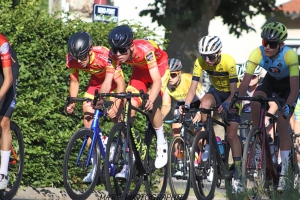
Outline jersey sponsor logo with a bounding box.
[145,52,155,62]
[277,63,283,68]
[1,54,10,60]
[0,42,9,54]
[269,67,281,74]
[229,66,236,73]
[137,44,149,52]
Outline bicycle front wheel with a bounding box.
[242,127,266,200]
[168,136,190,200]
[144,130,168,199]
[104,122,136,200]
[190,131,217,200]
[63,128,101,200]
[0,121,24,200]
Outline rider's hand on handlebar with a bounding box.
[218,101,229,113]
[66,103,75,114]
[94,98,105,110]
[144,99,154,111]
[192,112,201,124]
[107,107,117,119]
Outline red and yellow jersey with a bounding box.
[108,39,169,70]
[66,46,122,81]
[0,34,12,68]
[164,73,205,104]
[192,54,239,92]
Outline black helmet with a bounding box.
[68,31,93,60]
[108,25,133,49]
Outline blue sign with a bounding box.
[92,4,119,23]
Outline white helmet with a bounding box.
[253,65,262,76]
[198,36,222,54]
[236,64,245,80]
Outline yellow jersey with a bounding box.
[192,54,239,92]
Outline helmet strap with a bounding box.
[213,55,221,66]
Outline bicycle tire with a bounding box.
[104,122,135,200]
[190,131,217,200]
[63,128,101,200]
[144,130,168,199]
[0,121,24,200]
[223,137,234,190]
[242,127,266,200]
[168,136,190,200]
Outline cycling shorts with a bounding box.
[207,86,241,123]
[255,73,292,100]
[0,50,19,118]
[126,61,169,107]
[84,75,117,99]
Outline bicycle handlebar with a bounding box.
[229,91,287,119]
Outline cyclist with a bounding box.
[65,31,126,182]
[161,58,205,133]
[183,35,243,193]
[99,25,169,179]
[236,22,299,191]
[0,34,20,189]
[161,58,205,176]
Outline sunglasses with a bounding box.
[262,40,279,49]
[72,54,88,61]
[112,47,129,54]
[201,54,218,61]
[170,71,180,78]
[251,75,258,79]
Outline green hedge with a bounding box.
[1,0,170,188]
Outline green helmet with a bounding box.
[261,22,288,43]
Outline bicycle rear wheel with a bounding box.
[242,127,266,200]
[190,131,217,200]
[104,122,136,200]
[144,130,168,199]
[168,136,190,200]
[63,128,101,200]
[0,121,24,200]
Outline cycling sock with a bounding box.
[280,150,291,175]
[298,162,300,172]
[0,150,11,176]
[233,157,242,180]
[154,125,166,144]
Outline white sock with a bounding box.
[280,150,290,175]
[154,125,166,144]
[298,162,300,172]
[0,150,11,176]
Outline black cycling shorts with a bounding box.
[207,86,241,123]
[0,49,19,118]
[255,73,296,100]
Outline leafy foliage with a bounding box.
[140,0,284,38]
[1,0,170,188]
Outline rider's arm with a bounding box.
[0,67,13,100]
[161,91,172,120]
[285,49,299,106]
[69,77,79,98]
[186,58,202,106]
[238,48,262,97]
[100,57,117,94]
[149,67,162,103]
[195,82,205,101]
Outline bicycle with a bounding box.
[229,91,299,199]
[164,114,201,200]
[62,94,113,200]
[0,121,24,200]
[103,91,168,200]
[189,107,235,200]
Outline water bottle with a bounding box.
[109,142,116,162]
[216,136,224,155]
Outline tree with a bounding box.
[140,0,283,72]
